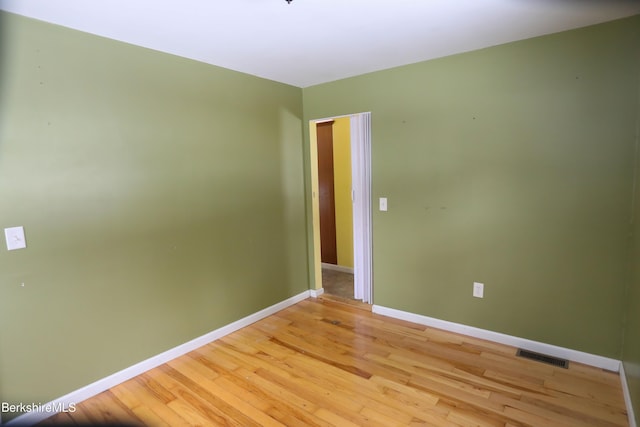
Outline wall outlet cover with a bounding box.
[5,226,26,250]
[473,282,484,298]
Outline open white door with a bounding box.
[351,112,373,303]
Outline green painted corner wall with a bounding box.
[0,11,307,418]
[623,59,640,426]
[303,15,640,359]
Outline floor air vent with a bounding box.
[516,349,569,369]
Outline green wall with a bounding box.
[0,12,307,419]
[623,69,640,426]
[303,15,640,359]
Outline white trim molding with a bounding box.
[372,305,621,372]
[621,362,638,427]
[309,287,325,298]
[6,290,312,426]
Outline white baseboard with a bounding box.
[310,287,324,298]
[621,362,638,427]
[321,263,354,274]
[372,305,621,372]
[6,290,311,426]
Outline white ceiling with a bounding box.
[1,0,639,87]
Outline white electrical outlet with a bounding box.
[5,226,26,251]
[473,282,484,298]
[379,197,388,211]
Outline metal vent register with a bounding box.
[516,349,569,369]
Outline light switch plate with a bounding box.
[379,197,388,211]
[473,282,484,298]
[5,226,26,250]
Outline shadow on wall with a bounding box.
[0,10,10,412]
[278,107,307,296]
[0,11,9,145]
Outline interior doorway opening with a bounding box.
[309,112,372,303]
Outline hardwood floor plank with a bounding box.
[491,391,594,427]
[126,406,173,427]
[158,364,262,427]
[519,393,628,427]
[501,404,576,427]
[235,367,334,427]
[59,408,93,426]
[313,407,364,427]
[118,377,191,426]
[192,346,331,426]
[38,411,77,425]
[165,390,232,427]
[437,398,514,427]
[219,334,411,426]
[135,373,177,405]
[84,390,143,425]
[276,349,448,425]
[166,360,286,427]
[38,298,629,426]
[545,370,627,407]
[249,337,439,424]
[444,406,506,427]
[482,369,549,395]
[219,336,390,423]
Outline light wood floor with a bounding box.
[40,296,629,426]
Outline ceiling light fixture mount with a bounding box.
[286,0,292,3]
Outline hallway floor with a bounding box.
[322,267,355,300]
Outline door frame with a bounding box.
[309,112,373,303]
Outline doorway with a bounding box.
[310,113,372,303]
